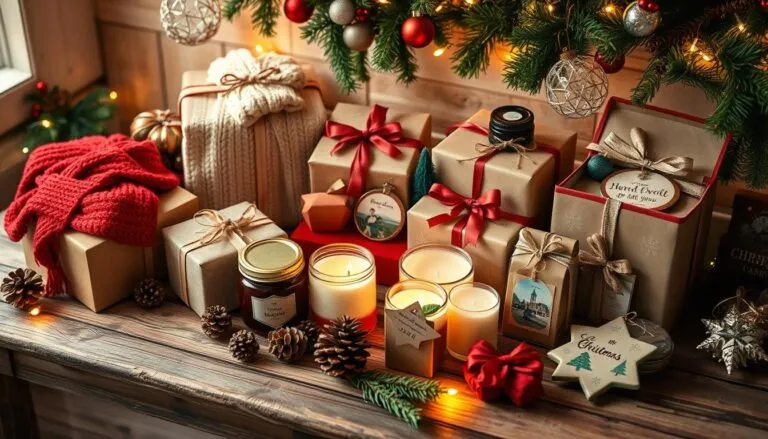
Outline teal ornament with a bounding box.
[586,155,614,181]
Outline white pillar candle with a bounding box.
[447,283,500,360]
[399,244,474,293]
[309,244,377,332]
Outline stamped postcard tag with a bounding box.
[602,169,680,211]
[601,274,636,321]
[510,274,558,335]
[385,302,440,348]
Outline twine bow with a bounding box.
[218,67,281,94]
[325,104,422,198]
[586,127,704,197]
[512,229,571,280]
[579,233,633,294]
[193,204,266,249]
[461,137,538,169]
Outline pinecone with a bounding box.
[201,305,232,339]
[296,319,319,352]
[314,315,371,377]
[133,278,165,308]
[1,268,43,310]
[229,329,259,362]
[268,327,308,362]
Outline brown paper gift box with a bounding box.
[163,201,287,316]
[551,97,730,329]
[181,65,327,229]
[22,188,199,312]
[407,195,523,294]
[432,109,577,221]
[308,103,431,207]
[502,228,578,347]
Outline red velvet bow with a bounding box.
[426,183,530,247]
[463,340,543,406]
[325,105,422,198]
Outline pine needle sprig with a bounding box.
[223,0,281,37]
[356,371,443,402]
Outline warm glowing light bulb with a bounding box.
[29,307,40,316]
[701,53,713,62]
[22,147,29,154]
[435,3,444,12]
[109,90,118,100]
[41,119,52,128]
[465,0,475,5]
[255,44,265,54]
[689,38,699,53]
[603,4,615,14]
[447,388,459,396]
[547,3,555,13]
[738,23,746,32]
[433,47,446,57]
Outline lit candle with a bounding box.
[309,244,377,332]
[447,283,500,360]
[399,244,474,293]
[385,280,447,378]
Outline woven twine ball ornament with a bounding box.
[133,278,165,309]
[1,268,43,310]
[201,305,232,339]
[268,327,309,362]
[229,329,259,362]
[160,0,221,46]
[545,50,608,119]
[314,315,371,377]
[296,319,319,352]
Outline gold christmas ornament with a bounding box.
[160,0,221,46]
[130,110,182,155]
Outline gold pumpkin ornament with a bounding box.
[130,110,182,155]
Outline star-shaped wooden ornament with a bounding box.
[547,317,657,400]
[697,304,768,374]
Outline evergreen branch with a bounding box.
[451,1,518,79]
[354,371,443,402]
[223,0,281,37]
[348,374,422,427]
[302,8,360,93]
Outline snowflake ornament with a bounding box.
[697,305,768,374]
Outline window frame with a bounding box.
[0,0,35,137]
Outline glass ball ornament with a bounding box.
[160,0,221,46]
[284,0,314,23]
[623,1,661,37]
[545,51,608,119]
[401,15,436,48]
[343,23,374,52]
[329,0,356,25]
[586,155,615,181]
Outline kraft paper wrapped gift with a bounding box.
[308,103,431,206]
[22,187,199,312]
[433,109,577,222]
[180,50,327,229]
[407,193,524,294]
[163,202,287,316]
[502,228,578,348]
[551,97,730,329]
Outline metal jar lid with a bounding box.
[489,105,535,144]
[239,238,305,283]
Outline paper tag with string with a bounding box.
[509,270,557,335]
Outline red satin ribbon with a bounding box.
[325,104,422,198]
[446,121,562,199]
[463,340,544,406]
[426,183,531,247]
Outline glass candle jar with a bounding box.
[309,243,377,332]
[385,280,447,378]
[399,243,474,293]
[238,238,308,335]
[447,282,500,360]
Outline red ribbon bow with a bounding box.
[426,183,530,247]
[463,340,544,406]
[325,105,422,198]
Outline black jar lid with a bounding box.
[489,105,535,142]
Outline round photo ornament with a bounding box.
[354,182,405,241]
[601,168,681,211]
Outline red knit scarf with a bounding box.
[4,135,180,296]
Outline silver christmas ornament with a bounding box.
[545,51,608,119]
[343,23,374,52]
[329,0,356,25]
[623,1,661,37]
[160,0,221,46]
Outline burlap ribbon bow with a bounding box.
[578,233,633,294]
[461,137,538,169]
[586,127,704,197]
[512,229,571,280]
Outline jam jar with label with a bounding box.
[238,238,308,334]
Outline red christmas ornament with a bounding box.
[595,51,625,74]
[355,7,370,23]
[638,0,660,13]
[401,15,435,48]
[35,81,48,94]
[31,104,42,118]
[283,0,314,23]
[762,0,768,10]
[463,340,543,406]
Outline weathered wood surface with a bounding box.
[0,213,767,438]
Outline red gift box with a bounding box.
[291,220,407,286]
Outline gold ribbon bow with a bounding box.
[586,127,704,197]
[512,229,571,279]
[578,233,633,294]
[219,66,281,95]
[460,137,538,169]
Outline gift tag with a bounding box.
[385,302,441,348]
[601,169,680,211]
[354,182,405,241]
[601,274,636,321]
[510,276,557,335]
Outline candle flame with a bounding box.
[29,306,41,316]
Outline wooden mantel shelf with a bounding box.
[0,220,767,438]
